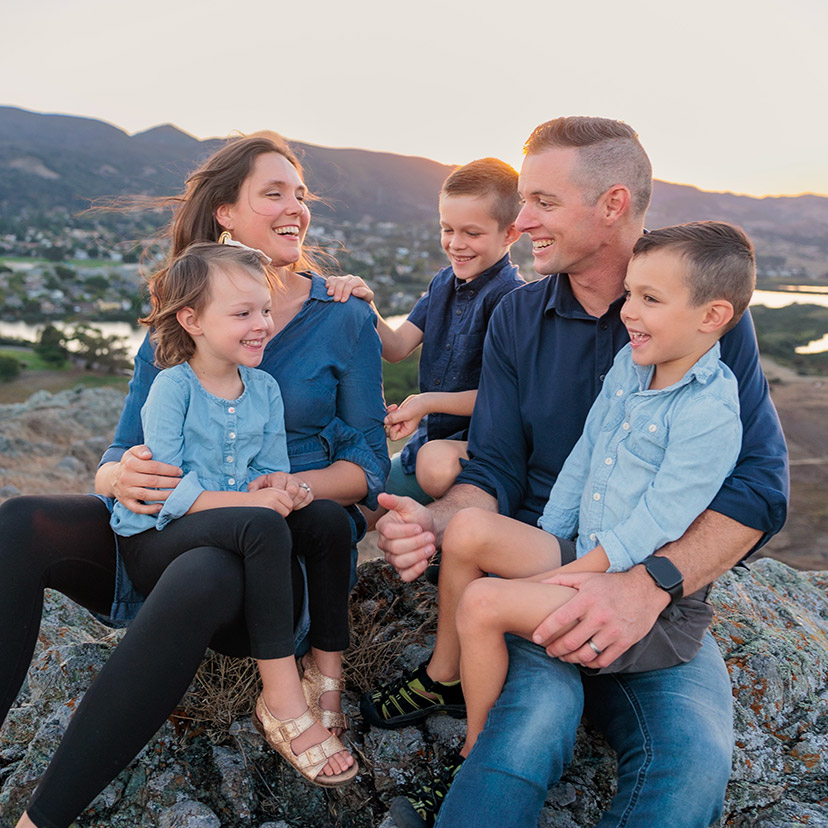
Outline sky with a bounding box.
[3,0,826,197]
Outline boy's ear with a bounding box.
[700,300,734,333]
[601,185,631,224]
[504,223,521,245]
[176,306,202,337]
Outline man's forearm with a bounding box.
[655,509,762,595]
[430,483,498,545]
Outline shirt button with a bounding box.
[228,407,235,414]
[600,321,609,331]
[228,478,236,486]
[228,432,236,439]
[434,379,441,386]
[599,373,606,382]
[446,344,451,351]
[456,309,462,315]
[589,533,597,541]
[648,424,657,432]
[226,455,234,463]
[622,422,630,430]
[605,457,613,465]
[593,492,601,501]
[616,389,624,396]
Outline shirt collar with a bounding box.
[633,340,723,391]
[305,272,334,302]
[453,253,512,292]
[543,274,626,321]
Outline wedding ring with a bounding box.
[299,482,311,494]
[587,638,603,656]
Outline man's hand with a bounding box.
[384,394,428,442]
[375,492,436,582]
[248,472,313,510]
[111,445,182,514]
[533,567,669,669]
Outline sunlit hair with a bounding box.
[524,117,652,217]
[142,242,276,369]
[632,221,756,333]
[441,157,520,230]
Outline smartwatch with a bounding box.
[642,555,683,605]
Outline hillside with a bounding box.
[1,105,828,278]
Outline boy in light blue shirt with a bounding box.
[384,221,758,828]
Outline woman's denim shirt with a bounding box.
[99,274,389,624]
[110,362,290,537]
[539,342,742,571]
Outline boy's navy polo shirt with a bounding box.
[456,273,789,550]
[400,254,524,475]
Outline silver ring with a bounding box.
[299,483,311,493]
[587,638,603,656]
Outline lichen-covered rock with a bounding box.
[1,558,826,827]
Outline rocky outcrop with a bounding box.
[0,558,826,827]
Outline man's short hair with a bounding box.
[441,157,520,230]
[633,221,756,332]
[524,117,652,217]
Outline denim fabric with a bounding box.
[400,254,523,474]
[539,342,741,571]
[436,632,733,828]
[111,363,289,537]
[456,273,789,546]
[99,273,389,623]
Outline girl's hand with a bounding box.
[385,394,428,441]
[111,445,183,514]
[248,472,314,510]
[325,274,374,303]
[244,487,295,516]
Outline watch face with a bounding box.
[646,556,683,591]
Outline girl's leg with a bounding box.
[415,440,468,499]
[428,508,563,683]
[456,577,577,755]
[0,495,117,727]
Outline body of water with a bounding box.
[2,287,828,357]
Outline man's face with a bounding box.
[516,147,607,277]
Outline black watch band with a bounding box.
[642,555,684,605]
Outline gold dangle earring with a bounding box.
[218,231,233,245]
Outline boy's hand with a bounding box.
[248,472,314,510]
[385,394,428,441]
[244,487,295,516]
[325,274,374,303]
[376,492,436,581]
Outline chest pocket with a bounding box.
[623,414,670,467]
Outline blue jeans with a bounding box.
[435,631,733,828]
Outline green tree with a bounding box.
[0,355,21,382]
[35,324,69,366]
[66,324,131,374]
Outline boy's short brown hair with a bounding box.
[632,221,756,333]
[441,157,520,230]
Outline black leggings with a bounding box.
[119,507,351,658]
[0,495,352,828]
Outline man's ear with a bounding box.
[504,223,521,245]
[601,185,631,224]
[700,300,735,334]
[176,307,202,337]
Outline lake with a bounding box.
[2,286,828,356]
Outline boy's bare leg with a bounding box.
[456,576,577,754]
[415,440,469,499]
[426,508,563,683]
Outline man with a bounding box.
[369,117,789,828]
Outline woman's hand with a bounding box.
[248,472,314,510]
[244,487,296,516]
[385,394,429,442]
[325,274,374,303]
[104,445,183,514]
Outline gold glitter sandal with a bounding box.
[252,695,358,787]
[300,653,349,733]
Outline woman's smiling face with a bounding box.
[216,152,311,267]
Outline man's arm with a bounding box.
[536,509,760,668]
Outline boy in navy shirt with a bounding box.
[327,158,525,509]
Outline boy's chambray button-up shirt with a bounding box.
[400,254,524,474]
[539,342,742,571]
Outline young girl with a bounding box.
[110,241,358,787]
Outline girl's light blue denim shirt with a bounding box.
[539,342,742,572]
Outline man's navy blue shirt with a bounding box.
[456,273,789,548]
[400,254,524,474]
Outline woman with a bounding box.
[0,133,389,828]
